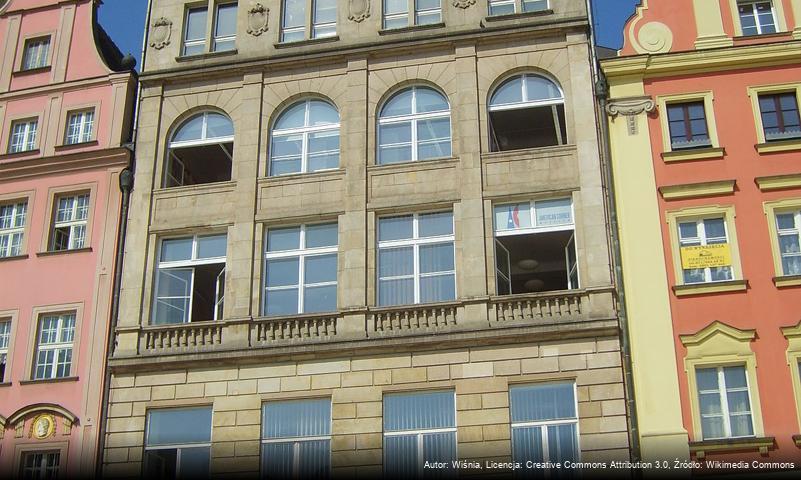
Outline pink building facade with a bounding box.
[0,0,135,477]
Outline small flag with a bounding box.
[507,205,520,229]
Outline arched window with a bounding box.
[270,99,340,176]
[165,111,234,187]
[488,74,566,151]
[378,86,451,165]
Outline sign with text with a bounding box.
[680,244,732,269]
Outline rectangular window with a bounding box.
[738,1,776,35]
[183,7,208,56]
[282,0,307,42]
[152,234,227,324]
[696,365,754,440]
[0,319,10,382]
[213,2,237,52]
[144,407,212,480]
[65,110,94,145]
[22,37,50,70]
[261,398,331,479]
[378,212,455,306]
[313,0,337,38]
[666,102,711,150]
[33,313,75,380]
[775,211,801,276]
[8,119,38,153]
[0,201,27,257]
[510,382,580,466]
[678,217,734,284]
[20,452,60,479]
[383,391,456,478]
[263,223,337,316]
[383,0,441,29]
[50,193,89,251]
[758,92,801,142]
[489,0,547,16]
[493,198,578,295]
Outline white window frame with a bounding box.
[260,399,333,479]
[696,365,756,440]
[65,110,94,145]
[20,452,60,478]
[738,0,777,35]
[51,193,89,251]
[0,319,10,382]
[509,382,581,465]
[377,87,451,165]
[312,0,337,38]
[382,0,442,28]
[677,216,734,284]
[383,390,457,478]
[8,119,38,153]
[144,408,213,479]
[263,223,338,315]
[212,2,237,52]
[489,0,548,15]
[166,112,234,188]
[183,6,208,56]
[776,210,801,276]
[269,100,340,176]
[33,313,75,380]
[377,211,456,306]
[22,37,50,70]
[0,201,27,257]
[488,74,565,113]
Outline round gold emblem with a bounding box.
[30,414,56,440]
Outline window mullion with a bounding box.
[717,367,733,438]
[299,254,306,313]
[187,268,196,323]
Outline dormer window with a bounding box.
[738,1,776,35]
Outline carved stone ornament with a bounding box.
[636,21,673,54]
[606,96,656,136]
[29,414,57,440]
[247,3,270,36]
[149,17,173,50]
[348,0,371,23]
[452,0,476,8]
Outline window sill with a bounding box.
[672,279,748,297]
[482,9,553,24]
[774,275,801,288]
[262,168,345,183]
[794,434,801,447]
[756,138,801,154]
[368,156,458,173]
[755,173,801,191]
[12,65,52,76]
[274,36,339,49]
[659,180,735,200]
[54,140,99,151]
[155,180,237,196]
[0,253,28,262]
[0,149,40,160]
[175,49,238,62]
[0,382,11,387]
[19,376,79,386]
[688,436,774,459]
[661,147,725,162]
[37,247,92,257]
[734,32,791,41]
[378,23,445,35]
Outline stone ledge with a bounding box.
[672,279,748,297]
[774,275,801,288]
[661,147,725,162]
[756,138,801,154]
[36,247,92,257]
[689,436,775,459]
[793,434,801,447]
[19,376,79,385]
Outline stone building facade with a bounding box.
[102,0,630,476]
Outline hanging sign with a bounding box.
[680,244,732,269]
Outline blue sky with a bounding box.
[98,0,640,69]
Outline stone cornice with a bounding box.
[0,71,135,102]
[0,147,130,181]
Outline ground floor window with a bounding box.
[261,398,331,478]
[20,451,60,480]
[144,406,212,479]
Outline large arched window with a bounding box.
[488,74,566,151]
[270,99,340,176]
[378,86,451,165]
[165,111,234,187]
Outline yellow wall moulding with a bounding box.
[774,275,801,288]
[781,320,801,432]
[755,174,801,191]
[672,279,748,297]
[688,437,775,459]
[659,180,735,200]
[662,147,725,162]
[755,138,801,154]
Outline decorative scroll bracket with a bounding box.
[606,96,656,135]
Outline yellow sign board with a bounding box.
[680,244,732,269]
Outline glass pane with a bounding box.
[491,77,524,106]
[535,198,573,227]
[510,383,576,422]
[275,102,307,130]
[678,221,698,240]
[268,227,301,251]
[704,218,727,240]
[418,140,451,161]
[525,75,562,101]
[379,247,413,277]
[272,133,303,158]
[298,440,331,478]
[172,115,205,143]
[423,431,457,466]
[378,144,412,165]
[283,0,306,29]
[379,216,413,241]
[215,3,237,37]
[265,288,299,316]
[419,243,454,272]
[512,426,544,464]
[309,100,339,125]
[723,366,747,389]
[379,122,412,145]
[494,203,532,231]
[419,274,455,303]
[261,443,294,480]
[186,8,208,41]
[384,435,417,478]
[263,398,331,438]
[147,407,212,445]
[382,90,414,117]
[153,297,190,325]
[161,238,193,262]
[306,223,338,248]
[145,450,177,479]
[179,446,210,479]
[378,278,414,306]
[384,0,408,14]
[415,88,449,114]
[308,130,340,155]
[783,255,801,276]
[384,391,455,431]
[726,391,751,414]
[383,16,408,29]
[197,234,226,259]
[308,152,339,171]
[547,424,578,462]
[156,269,193,298]
[701,416,725,440]
[699,392,722,415]
[271,157,303,176]
[417,117,450,141]
[696,367,719,391]
[489,2,515,15]
[419,212,453,237]
[415,10,440,25]
[304,285,337,313]
[205,113,234,138]
[729,414,754,437]
[266,258,300,287]
[305,254,337,283]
